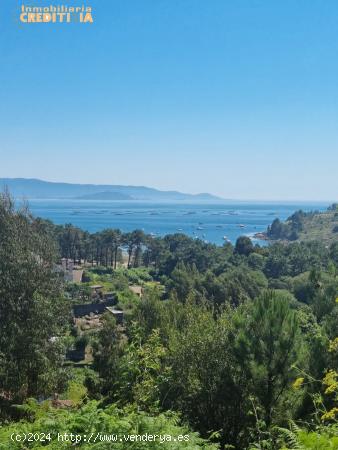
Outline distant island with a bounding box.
[0,178,223,202]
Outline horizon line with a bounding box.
[0,177,336,204]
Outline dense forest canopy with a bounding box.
[0,192,337,449]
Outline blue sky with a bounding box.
[0,0,337,200]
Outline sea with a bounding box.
[24,200,329,246]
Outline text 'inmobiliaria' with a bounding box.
[20,4,93,23]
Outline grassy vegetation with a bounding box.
[266,204,338,244]
[297,209,338,244]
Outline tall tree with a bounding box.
[236,291,303,427]
[234,236,254,256]
[0,192,68,407]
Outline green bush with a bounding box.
[0,401,218,449]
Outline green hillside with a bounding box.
[266,204,338,244]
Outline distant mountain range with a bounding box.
[75,191,134,201]
[0,178,222,202]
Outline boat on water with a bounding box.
[239,224,245,228]
[197,226,204,230]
